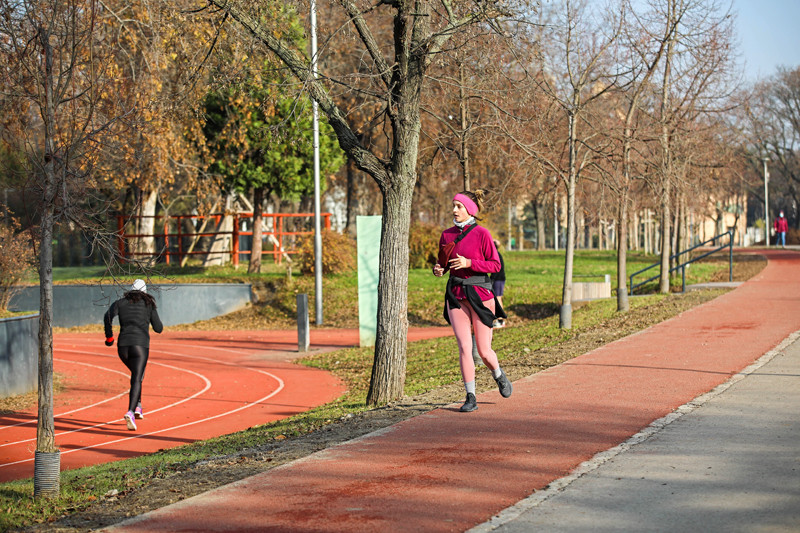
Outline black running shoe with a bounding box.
[460,393,478,412]
[495,369,513,398]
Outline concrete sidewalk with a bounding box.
[105,249,800,532]
[475,331,800,532]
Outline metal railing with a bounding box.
[629,229,734,295]
[116,212,332,267]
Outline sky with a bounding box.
[733,0,800,81]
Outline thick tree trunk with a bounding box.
[366,181,414,404]
[137,188,158,261]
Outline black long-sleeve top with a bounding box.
[104,295,163,347]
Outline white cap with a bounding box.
[131,279,147,293]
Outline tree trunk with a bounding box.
[137,188,158,261]
[249,186,264,274]
[560,112,577,329]
[459,62,470,191]
[554,188,559,251]
[36,207,56,454]
[536,201,546,250]
[366,170,415,405]
[617,187,630,312]
[658,0,675,295]
[36,25,58,472]
[345,159,357,234]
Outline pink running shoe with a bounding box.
[134,406,144,419]
[124,411,137,431]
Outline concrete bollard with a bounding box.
[297,293,310,352]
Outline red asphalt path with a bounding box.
[0,327,452,483]
[105,249,800,533]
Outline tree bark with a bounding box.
[137,188,158,261]
[459,61,470,191]
[536,201,546,250]
[36,25,57,456]
[366,182,414,404]
[249,186,264,274]
[560,111,577,329]
[616,188,630,312]
[658,1,676,295]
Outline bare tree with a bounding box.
[517,0,624,328]
[200,0,535,404]
[603,0,676,311]
[0,0,135,496]
[649,0,736,292]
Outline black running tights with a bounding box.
[117,345,149,413]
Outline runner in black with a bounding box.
[104,279,163,430]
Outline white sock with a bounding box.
[492,367,502,379]
[464,381,476,394]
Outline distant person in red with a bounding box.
[104,279,163,431]
[432,189,511,412]
[774,211,789,248]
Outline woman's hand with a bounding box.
[433,263,444,277]
[448,254,472,270]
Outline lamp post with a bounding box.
[763,157,769,247]
[311,0,323,324]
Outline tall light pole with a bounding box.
[311,0,323,324]
[763,157,770,247]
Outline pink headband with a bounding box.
[453,193,478,216]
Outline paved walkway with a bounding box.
[105,249,800,532]
[479,330,800,532]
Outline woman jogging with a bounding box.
[432,189,512,412]
[104,279,163,430]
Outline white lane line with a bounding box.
[55,349,215,419]
[0,358,211,452]
[0,371,285,468]
[1,342,289,468]
[0,359,128,431]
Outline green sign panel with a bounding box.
[357,216,381,347]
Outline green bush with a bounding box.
[296,229,357,274]
[409,221,440,269]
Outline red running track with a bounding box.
[0,328,453,482]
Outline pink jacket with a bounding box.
[438,224,501,301]
[775,216,789,233]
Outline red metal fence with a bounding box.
[116,212,332,267]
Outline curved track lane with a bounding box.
[0,331,351,482]
[0,327,453,483]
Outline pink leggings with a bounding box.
[447,299,499,383]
